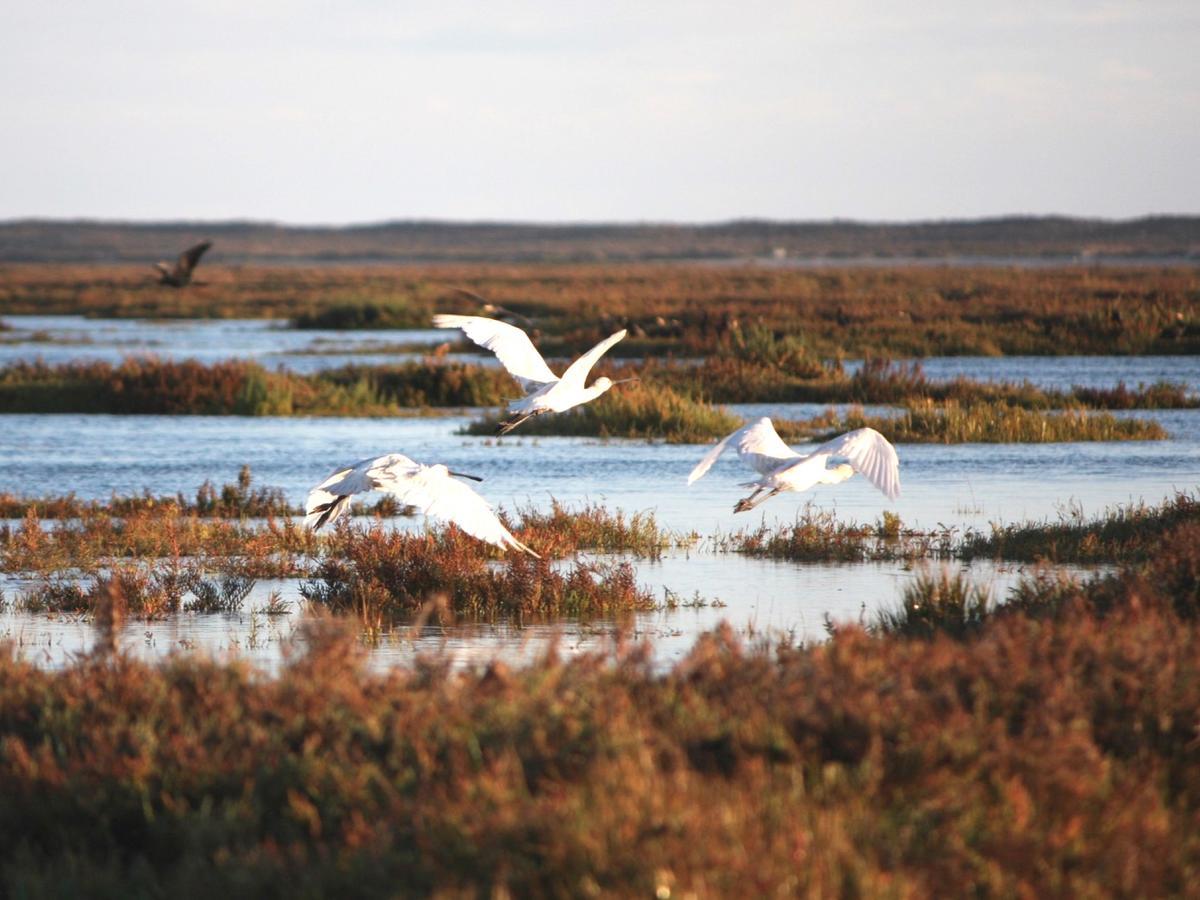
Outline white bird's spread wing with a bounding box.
[557,329,628,391]
[736,418,802,475]
[305,453,537,555]
[305,454,419,528]
[432,314,558,391]
[687,417,798,485]
[808,427,901,500]
[390,467,538,556]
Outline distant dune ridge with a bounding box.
[1,216,1198,264]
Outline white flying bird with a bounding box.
[432,314,634,434]
[687,418,900,513]
[305,453,538,556]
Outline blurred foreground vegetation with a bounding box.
[1,508,1199,895]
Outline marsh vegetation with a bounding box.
[2,258,1198,894]
[3,514,1200,895]
[3,263,1198,357]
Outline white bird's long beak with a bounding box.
[449,470,483,482]
[612,376,639,385]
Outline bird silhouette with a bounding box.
[154,240,212,287]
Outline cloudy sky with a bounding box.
[2,1,1197,222]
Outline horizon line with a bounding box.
[3,212,1199,231]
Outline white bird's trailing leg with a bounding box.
[497,409,542,435]
[733,486,780,513]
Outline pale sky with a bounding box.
[2,1,1198,223]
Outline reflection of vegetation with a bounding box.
[4,516,1200,895]
[2,263,1198,356]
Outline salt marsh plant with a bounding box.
[960,491,1200,562]
[872,566,993,638]
[463,381,743,443]
[4,262,1198,356]
[2,539,1200,895]
[300,527,653,619]
[0,358,514,416]
[6,355,1189,418]
[781,400,1167,444]
[513,500,689,558]
[715,508,955,562]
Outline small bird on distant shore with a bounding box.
[154,240,212,287]
[305,453,538,556]
[688,418,900,513]
[432,314,635,434]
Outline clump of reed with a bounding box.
[1070,379,1197,409]
[0,358,515,416]
[463,381,743,443]
[18,564,201,618]
[292,300,428,330]
[960,491,1200,563]
[714,508,954,562]
[780,399,1167,443]
[642,354,1199,409]
[0,466,403,521]
[872,566,992,638]
[300,526,654,619]
[513,500,689,558]
[0,506,316,575]
[3,536,1200,895]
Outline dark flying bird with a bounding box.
[448,287,537,330]
[154,240,212,287]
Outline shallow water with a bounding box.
[1,403,1197,670]
[2,411,1198,533]
[3,314,1200,393]
[0,556,1073,672]
[0,315,456,372]
[1,317,1197,670]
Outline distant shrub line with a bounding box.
[4,262,1199,357]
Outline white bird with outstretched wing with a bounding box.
[432,314,634,434]
[688,418,900,513]
[305,453,538,556]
